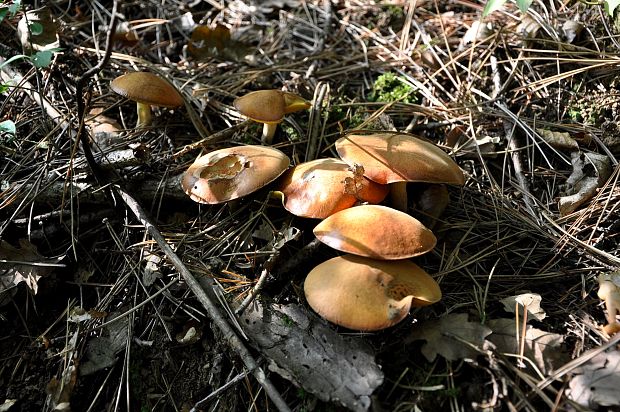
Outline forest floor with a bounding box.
[2,1,620,411]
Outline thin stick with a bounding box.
[117,188,291,412]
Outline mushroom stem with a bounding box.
[261,123,278,144]
[136,102,153,128]
[390,181,409,212]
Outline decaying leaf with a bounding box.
[343,164,366,199]
[407,313,492,362]
[188,24,253,63]
[562,20,583,44]
[486,318,568,374]
[537,128,579,151]
[500,293,546,321]
[142,250,162,287]
[0,239,64,306]
[16,7,60,53]
[559,151,612,216]
[461,20,493,47]
[80,311,129,376]
[567,349,620,408]
[517,14,541,39]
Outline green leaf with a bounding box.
[606,0,620,15]
[482,0,507,16]
[0,8,8,23]
[0,120,16,136]
[31,50,54,68]
[0,84,9,93]
[0,53,29,71]
[8,0,21,16]
[516,0,533,13]
[29,21,43,35]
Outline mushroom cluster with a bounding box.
[277,131,464,331]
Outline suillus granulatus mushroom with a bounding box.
[181,145,290,204]
[278,158,388,219]
[110,71,184,128]
[304,254,441,331]
[233,89,310,144]
[313,204,436,260]
[597,273,620,335]
[335,132,464,211]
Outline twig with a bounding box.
[70,4,291,411]
[305,82,329,161]
[234,253,278,316]
[117,188,291,412]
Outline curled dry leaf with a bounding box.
[485,318,568,374]
[0,239,64,306]
[17,7,60,53]
[537,128,579,151]
[567,349,620,408]
[559,151,612,216]
[406,313,492,362]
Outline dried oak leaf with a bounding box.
[567,349,620,408]
[485,318,569,374]
[559,151,612,216]
[406,313,492,362]
[0,239,63,304]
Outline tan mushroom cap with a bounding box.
[304,254,442,331]
[335,132,464,185]
[233,90,310,124]
[110,72,184,107]
[181,145,290,204]
[313,205,436,259]
[278,158,389,219]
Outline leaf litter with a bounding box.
[2,1,620,411]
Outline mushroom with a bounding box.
[233,90,311,144]
[313,204,436,259]
[336,132,464,211]
[304,254,441,331]
[278,158,388,219]
[110,72,184,128]
[181,145,290,204]
[597,273,620,335]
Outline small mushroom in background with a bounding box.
[181,145,290,204]
[597,273,620,335]
[313,204,436,260]
[304,254,442,331]
[233,89,311,144]
[336,132,464,212]
[110,71,184,128]
[278,158,388,219]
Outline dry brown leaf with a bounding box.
[407,313,492,362]
[567,349,620,408]
[0,239,64,305]
[559,151,612,216]
[486,318,568,374]
[537,128,579,151]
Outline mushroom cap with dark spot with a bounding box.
[336,132,464,185]
[304,254,441,331]
[181,145,290,204]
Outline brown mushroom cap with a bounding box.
[110,72,184,107]
[335,132,464,185]
[304,254,442,331]
[233,90,310,124]
[181,145,290,204]
[313,204,436,259]
[278,158,389,219]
